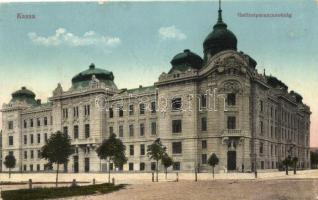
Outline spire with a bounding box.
[213,0,227,29]
[218,0,222,23]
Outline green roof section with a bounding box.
[169,49,203,74]
[71,63,117,89]
[10,86,38,105]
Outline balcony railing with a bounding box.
[222,129,245,137]
[71,137,101,145]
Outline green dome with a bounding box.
[71,63,117,89]
[169,49,203,73]
[203,9,237,58]
[10,86,37,105]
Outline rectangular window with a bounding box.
[109,163,113,171]
[129,105,134,115]
[44,133,48,142]
[151,162,156,171]
[109,126,113,135]
[38,150,41,158]
[260,121,263,135]
[30,134,34,144]
[24,135,27,145]
[8,136,13,145]
[74,125,79,139]
[37,134,41,143]
[24,120,27,128]
[139,103,145,115]
[173,162,180,171]
[260,142,264,154]
[201,117,207,131]
[44,117,48,126]
[130,145,134,156]
[140,162,145,171]
[202,154,207,164]
[63,126,68,135]
[84,105,90,116]
[24,165,27,171]
[85,124,90,138]
[119,106,124,117]
[129,124,134,137]
[140,123,145,136]
[227,93,236,106]
[119,125,124,137]
[270,126,273,138]
[171,98,182,111]
[37,118,41,126]
[109,108,113,118]
[172,120,182,133]
[202,140,207,149]
[151,122,157,135]
[8,121,13,129]
[140,144,145,155]
[30,150,34,159]
[172,142,182,154]
[63,108,68,119]
[151,102,156,113]
[201,94,207,108]
[129,163,134,171]
[260,100,264,112]
[30,119,34,127]
[73,106,79,118]
[24,151,27,159]
[30,164,33,171]
[227,116,236,129]
[37,164,40,171]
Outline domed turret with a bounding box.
[10,86,37,105]
[203,2,237,60]
[71,63,117,89]
[169,49,203,73]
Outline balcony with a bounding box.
[71,138,101,146]
[222,129,245,137]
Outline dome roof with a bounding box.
[10,86,37,105]
[71,63,117,89]
[169,49,203,73]
[203,9,237,58]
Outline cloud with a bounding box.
[28,28,121,47]
[158,25,186,40]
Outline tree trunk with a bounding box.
[294,164,296,175]
[165,168,167,180]
[108,160,111,183]
[285,165,288,175]
[56,164,59,187]
[156,160,159,182]
[212,166,215,180]
[9,168,11,179]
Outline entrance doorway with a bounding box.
[227,151,236,170]
[73,156,79,173]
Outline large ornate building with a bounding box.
[1,6,311,173]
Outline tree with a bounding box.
[208,153,219,179]
[147,138,166,182]
[282,156,292,175]
[292,157,298,175]
[41,131,73,187]
[161,154,173,179]
[4,154,16,178]
[96,133,127,183]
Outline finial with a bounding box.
[217,0,223,23]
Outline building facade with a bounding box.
[1,6,311,173]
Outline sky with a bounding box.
[0,0,317,146]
